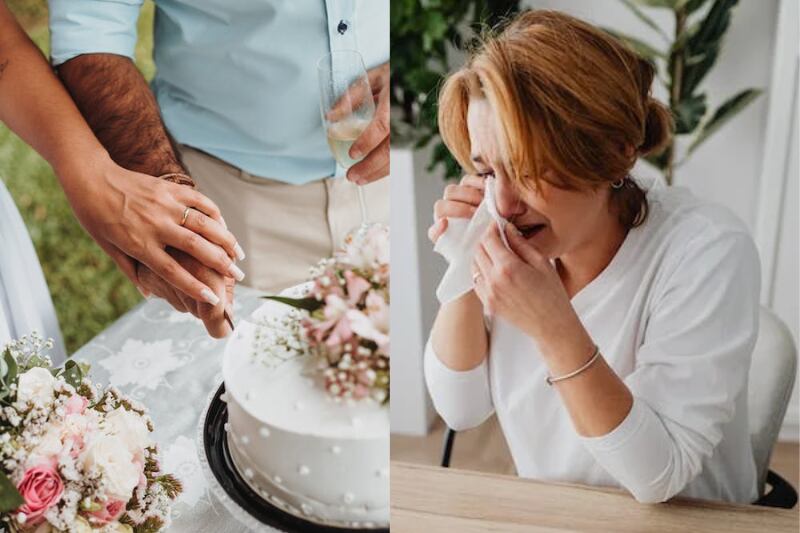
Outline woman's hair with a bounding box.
[438,10,673,228]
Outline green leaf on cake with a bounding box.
[262,295,323,313]
[0,470,23,513]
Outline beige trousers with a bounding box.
[178,145,389,293]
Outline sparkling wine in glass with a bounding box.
[318,50,375,227]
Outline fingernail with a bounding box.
[350,148,362,160]
[201,288,220,306]
[136,286,151,299]
[220,216,228,229]
[234,243,246,261]
[228,263,245,282]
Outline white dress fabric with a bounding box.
[0,180,65,362]
[425,180,760,504]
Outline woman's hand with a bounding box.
[58,153,244,306]
[472,224,581,349]
[137,249,235,338]
[428,175,485,244]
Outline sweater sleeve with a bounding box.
[424,339,494,431]
[581,229,760,503]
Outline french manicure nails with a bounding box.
[234,243,246,261]
[201,288,220,306]
[228,263,245,282]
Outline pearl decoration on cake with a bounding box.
[294,401,304,411]
[298,465,310,476]
[274,475,283,484]
[259,426,270,438]
[301,503,313,516]
[376,467,388,478]
[244,468,254,479]
[224,423,230,432]
[343,492,355,504]
[330,445,342,454]
[241,435,250,445]
[351,417,362,427]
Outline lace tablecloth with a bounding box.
[74,285,264,533]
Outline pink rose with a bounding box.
[64,394,88,415]
[15,464,64,526]
[86,499,126,525]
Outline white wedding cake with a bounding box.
[222,293,389,529]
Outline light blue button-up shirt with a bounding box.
[49,0,389,184]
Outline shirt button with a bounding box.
[337,19,349,34]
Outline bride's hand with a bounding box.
[136,249,235,338]
[472,224,581,347]
[58,154,244,306]
[428,174,485,244]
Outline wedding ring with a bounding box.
[472,272,482,284]
[180,206,191,227]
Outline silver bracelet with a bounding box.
[546,344,601,386]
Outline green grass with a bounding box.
[0,0,156,353]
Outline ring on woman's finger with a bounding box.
[180,206,192,227]
[472,271,482,284]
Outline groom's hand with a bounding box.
[137,249,234,338]
[347,62,389,185]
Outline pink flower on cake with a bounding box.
[86,499,126,525]
[15,464,64,526]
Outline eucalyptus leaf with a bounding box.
[687,88,761,154]
[0,470,23,513]
[262,296,323,313]
[620,0,669,41]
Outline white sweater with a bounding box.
[424,183,761,504]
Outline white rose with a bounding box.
[82,434,140,500]
[16,367,56,406]
[103,407,151,455]
[72,517,92,533]
[26,423,67,468]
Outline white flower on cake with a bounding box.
[99,338,180,390]
[16,367,56,407]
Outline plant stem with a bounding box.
[666,7,687,186]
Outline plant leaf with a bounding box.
[0,470,23,513]
[3,348,17,387]
[629,0,678,8]
[688,88,761,154]
[681,0,739,96]
[261,296,323,313]
[676,0,713,14]
[673,92,707,134]
[620,0,669,41]
[604,29,666,60]
[62,360,83,389]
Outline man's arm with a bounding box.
[58,54,235,337]
[58,54,184,176]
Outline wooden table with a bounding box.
[391,461,799,532]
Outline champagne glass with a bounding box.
[317,50,375,230]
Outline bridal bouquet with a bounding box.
[0,334,181,533]
[265,224,389,404]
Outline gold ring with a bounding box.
[180,206,191,227]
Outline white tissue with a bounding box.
[434,176,511,304]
